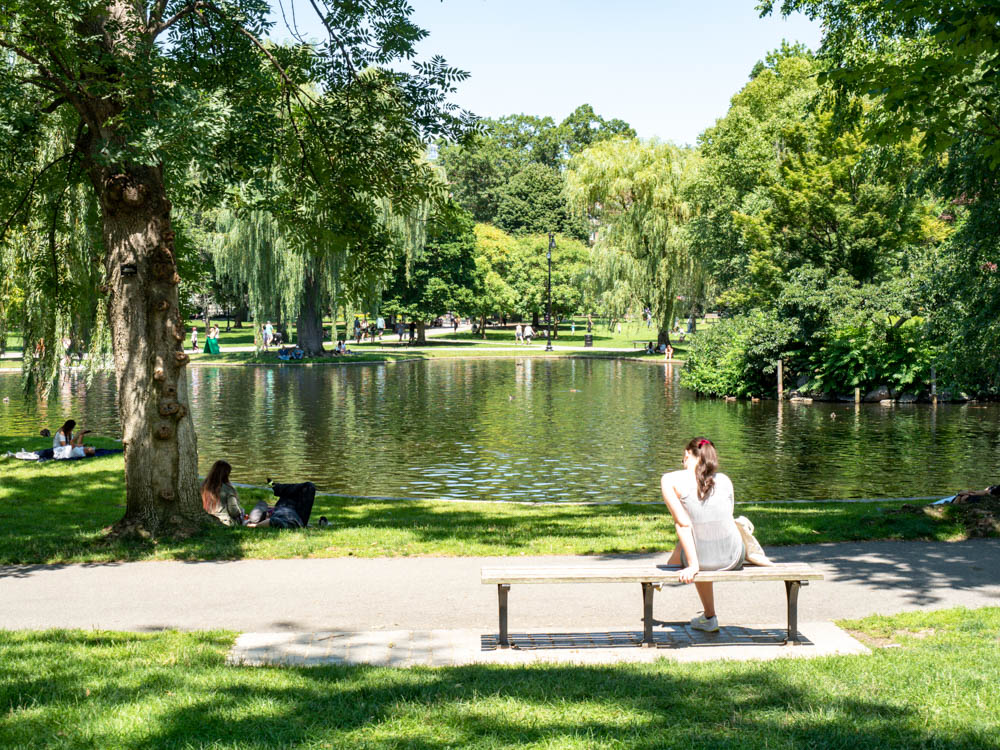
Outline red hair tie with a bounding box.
[698,439,711,447]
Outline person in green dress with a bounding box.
[203,324,220,354]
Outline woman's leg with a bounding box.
[694,582,716,618]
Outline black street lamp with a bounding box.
[546,232,554,352]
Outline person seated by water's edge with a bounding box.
[201,460,320,530]
[246,479,317,529]
[53,419,96,459]
[201,460,246,526]
[645,341,655,354]
[661,437,746,633]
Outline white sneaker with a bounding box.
[690,614,719,632]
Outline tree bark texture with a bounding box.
[97,165,202,537]
[658,296,675,348]
[296,272,326,356]
[416,319,427,343]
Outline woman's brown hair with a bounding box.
[685,437,718,501]
[201,460,232,514]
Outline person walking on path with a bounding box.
[515,324,523,344]
[523,324,534,344]
[262,321,274,350]
[661,437,744,633]
[190,326,198,352]
[376,315,385,341]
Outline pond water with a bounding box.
[2,359,999,503]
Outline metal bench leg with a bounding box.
[498,584,510,648]
[784,580,806,645]
[641,582,655,647]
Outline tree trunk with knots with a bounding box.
[95,165,203,538]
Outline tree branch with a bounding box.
[149,0,171,29]
[152,1,206,38]
[306,0,357,81]
[0,38,87,112]
[0,150,75,248]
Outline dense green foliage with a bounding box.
[470,224,590,330]
[566,138,696,341]
[437,104,634,226]
[381,202,477,327]
[680,40,995,399]
[751,1,1000,396]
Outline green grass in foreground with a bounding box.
[0,435,974,564]
[1,607,997,749]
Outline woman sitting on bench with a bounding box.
[661,437,745,632]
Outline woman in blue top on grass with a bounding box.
[661,437,745,632]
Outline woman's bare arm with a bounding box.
[661,473,700,583]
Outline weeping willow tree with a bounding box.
[565,139,698,344]
[0,116,108,395]
[211,208,305,340]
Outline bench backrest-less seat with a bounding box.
[481,562,823,648]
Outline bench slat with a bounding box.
[481,562,822,585]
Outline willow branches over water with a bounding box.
[565,139,698,335]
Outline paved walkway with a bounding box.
[2,539,997,666]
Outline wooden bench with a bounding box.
[481,562,823,648]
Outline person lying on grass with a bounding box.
[661,437,746,633]
[53,419,96,459]
[246,480,317,529]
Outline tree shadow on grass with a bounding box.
[0,629,995,749]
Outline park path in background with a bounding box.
[1,539,997,633]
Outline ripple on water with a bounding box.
[2,361,999,502]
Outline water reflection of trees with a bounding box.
[5,363,998,501]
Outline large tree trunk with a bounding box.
[532,310,540,328]
[97,165,202,538]
[416,319,427,343]
[296,272,326,356]
[658,295,675,348]
[233,301,248,329]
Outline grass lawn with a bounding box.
[0,434,979,564]
[438,314,707,351]
[0,607,997,749]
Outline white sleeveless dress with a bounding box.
[667,471,744,571]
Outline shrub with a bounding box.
[680,309,795,397]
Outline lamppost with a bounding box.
[545,232,554,351]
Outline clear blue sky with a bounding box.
[268,1,821,146]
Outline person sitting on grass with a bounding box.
[661,437,745,632]
[645,341,655,354]
[53,419,96,459]
[201,460,246,527]
[334,340,351,355]
[246,480,317,529]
